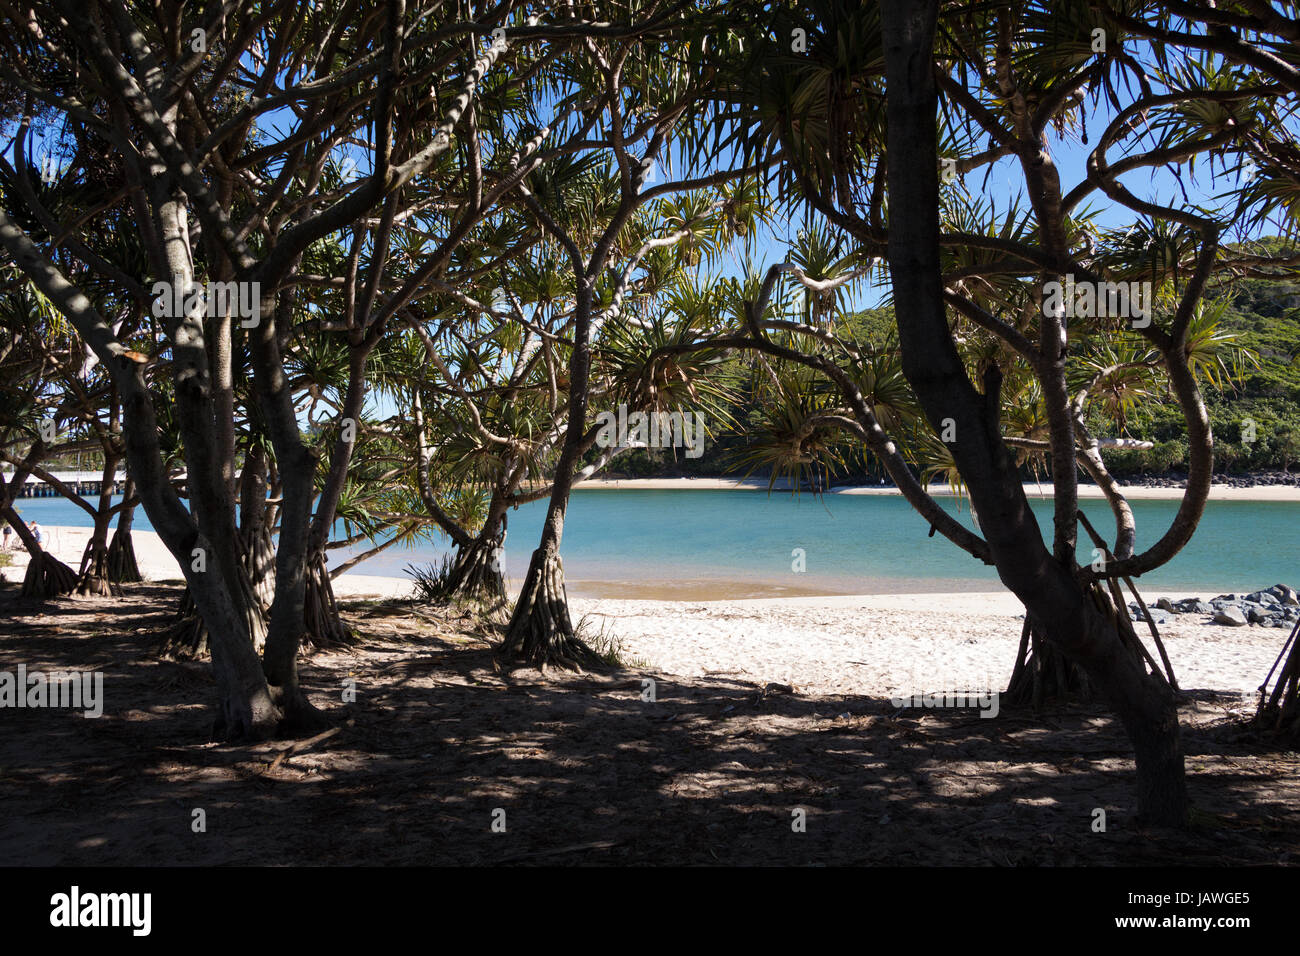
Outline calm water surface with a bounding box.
[16,488,1300,598]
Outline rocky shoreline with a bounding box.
[771,470,1300,492]
[1133,583,1300,628]
[1117,471,1300,489]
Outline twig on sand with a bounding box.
[267,726,343,771]
[495,840,622,863]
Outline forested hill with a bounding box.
[606,252,1300,482]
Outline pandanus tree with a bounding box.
[678,0,1299,824]
[494,8,773,667]
[1,0,685,733]
[397,258,583,609]
[0,269,81,597]
[0,169,154,590]
[1101,0,1300,741]
[0,263,139,598]
[0,0,538,735]
[287,1,736,638]
[385,179,744,611]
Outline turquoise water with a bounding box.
[14,488,1300,598]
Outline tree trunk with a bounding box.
[75,513,116,597]
[1005,589,1186,826]
[443,516,507,607]
[22,550,78,599]
[1005,612,1094,708]
[161,560,268,659]
[107,488,142,584]
[502,547,600,669]
[4,506,77,599]
[158,452,270,659]
[877,0,1187,826]
[148,185,282,739]
[247,292,327,735]
[188,545,282,740]
[303,553,353,649]
[1252,617,1300,741]
[239,446,276,608]
[500,279,598,668]
[75,451,120,596]
[244,520,276,611]
[159,588,209,659]
[75,540,117,597]
[1062,584,1186,823]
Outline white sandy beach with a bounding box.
[569,592,1288,702]
[577,476,1300,501]
[1,525,404,599]
[5,523,1290,703]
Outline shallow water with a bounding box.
[17,488,1299,598]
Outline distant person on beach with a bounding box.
[30,522,42,547]
[1,524,9,549]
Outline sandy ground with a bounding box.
[1,585,1296,866]
[3,525,406,599]
[570,593,1290,702]
[6,526,1290,703]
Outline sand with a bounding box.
[575,476,1300,501]
[6,588,1296,866]
[2,525,409,599]
[570,592,1289,702]
[7,525,1289,704]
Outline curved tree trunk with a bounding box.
[877,0,1188,826]
[4,506,77,599]
[22,550,79,598]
